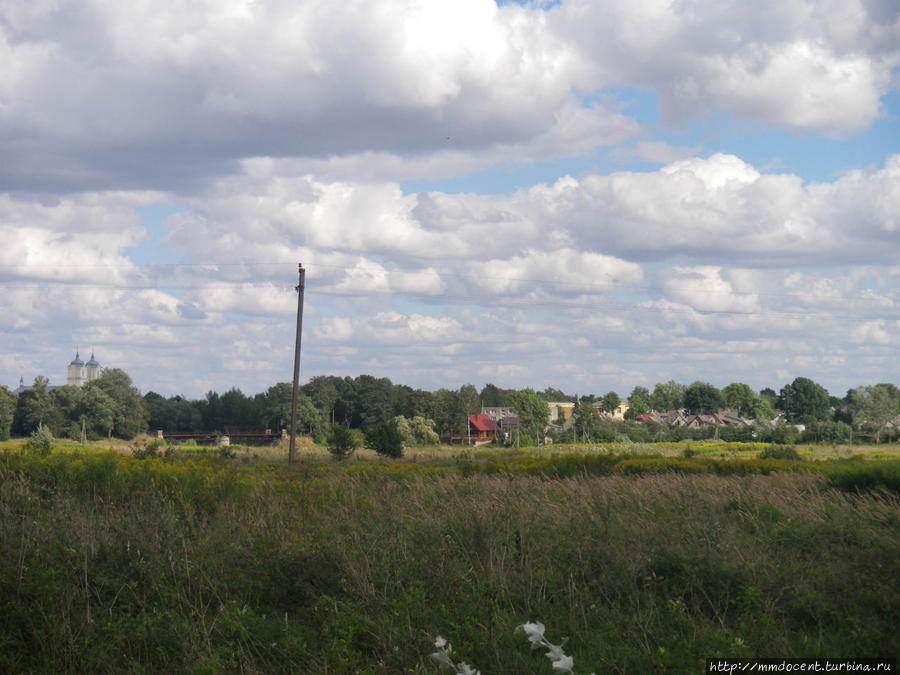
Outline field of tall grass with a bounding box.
[0,441,897,673]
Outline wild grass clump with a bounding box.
[824,459,900,493]
[759,444,802,461]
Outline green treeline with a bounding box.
[1,373,898,445]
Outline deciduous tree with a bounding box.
[649,380,685,412]
[83,369,148,440]
[572,400,603,442]
[600,391,621,414]
[627,386,650,417]
[849,384,900,443]
[684,382,724,415]
[0,386,15,441]
[778,377,831,422]
[507,388,550,441]
[722,382,755,415]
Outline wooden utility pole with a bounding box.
[288,263,306,466]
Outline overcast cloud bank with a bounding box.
[2,0,898,398]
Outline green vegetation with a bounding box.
[327,424,359,461]
[26,424,53,456]
[365,418,404,458]
[0,439,897,672]
[7,374,900,451]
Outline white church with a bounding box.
[67,350,103,387]
[12,350,104,394]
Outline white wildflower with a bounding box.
[517,621,584,674]
[429,650,455,669]
[430,634,480,675]
[550,653,575,672]
[517,621,547,648]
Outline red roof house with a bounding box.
[467,414,500,445]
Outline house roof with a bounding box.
[468,414,500,432]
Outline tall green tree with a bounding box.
[303,375,358,426]
[849,384,900,443]
[537,387,574,402]
[197,390,220,430]
[83,369,148,440]
[18,377,61,434]
[778,377,831,422]
[353,375,395,430]
[649,380,685,412]
[52,385,83,439]
[427,388,464,435]
[0,386,15,441]
[218,388,258,431]
[722,382,760,417]
[507,388,550,442]
[759,387,778,403]
[144,391,175,432]
[572,400,603,442]
[260,382,324,440]
[458,384,480,417]
[747,396,775,421]
[479,383,509,407]
[170,396,203,432]
[627,386,651,417]
[392,384,431,419]
[80,386,116,439]
[684,382,724,414]
[600,391,621,414]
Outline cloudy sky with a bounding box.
[2,0,898,400]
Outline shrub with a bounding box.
[26,424,53,457]
[365,418,404,458]
[131,436,165,459]
[759,444,802,461]
[327,424,358,461]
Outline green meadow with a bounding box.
[1,439,897,673]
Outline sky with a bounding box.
[2,0,899,400]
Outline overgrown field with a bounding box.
[1,443,897,673]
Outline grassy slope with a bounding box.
[0,442,897,673]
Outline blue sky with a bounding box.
[2,0,898,400]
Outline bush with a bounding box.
[365,418,404,458]
[26,424,53,457]
[131,436,165,459]
[759,444,802,461]
[327,424,358,461]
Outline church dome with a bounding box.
[69,351,84,367]
[86,352,100,367]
